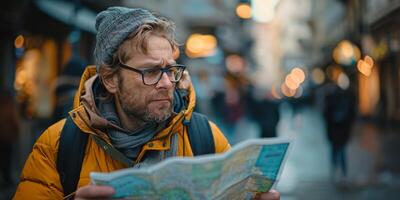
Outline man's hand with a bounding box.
[253,189,280,200]
[74,185,115,200]
[177,70,191,90]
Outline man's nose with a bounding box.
[156,72,173,89]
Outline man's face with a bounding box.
[116,35,175,123]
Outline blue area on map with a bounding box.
[255,143,289,180]
[108,175,153,198]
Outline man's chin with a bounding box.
[149,100,171,108]
[144,108,172,123]
[147,113,171,123]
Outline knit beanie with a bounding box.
[94,7,157,71]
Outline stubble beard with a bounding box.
[121,100,173,123]
[118,90,173,123]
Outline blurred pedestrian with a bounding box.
[249,91,280,138]
[323,82,356,181]
[211,74,246,142]
[0,87,20,187]
[52,57,87,122]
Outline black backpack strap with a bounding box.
[57,115,88,199]
[187,112,215,155]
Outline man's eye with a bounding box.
[143,67,161,76]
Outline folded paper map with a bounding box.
[90,138,291,200]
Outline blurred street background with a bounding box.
[1,0,400,199]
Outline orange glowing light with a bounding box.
[364,55,374,68]
[281,83,296,97]
[357,60,371,77]
[186,34,204,54]
[358,66,380,116]
[332,40,361,65]
[14,35,24,48]
[185,34,217,58]
[291,67,306,83]
[341,40,353,58]
[357,56,374,77]
[311,68,325,84]
[285,74,300,90]
[236,3,252,19]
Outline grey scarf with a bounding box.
[95,83,186,160]
[97,97,166,160]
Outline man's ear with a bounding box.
[99,67,119,94]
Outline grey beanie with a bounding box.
[94,7,157,71]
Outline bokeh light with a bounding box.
[281,83,296,97]
[357,55,374,77]
[285,74,300,90]
[311,68,325,85]
[185,34,217,58]
[337,72,350,90]
[236,3,252,19]
[332,40,361,65]
[291,67,306,83]
[14,35,25,48]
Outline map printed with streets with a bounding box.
[90,138,291,200]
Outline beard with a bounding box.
[117,79,173,123]
[120,96,173,123]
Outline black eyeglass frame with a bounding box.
[118,63,186,86]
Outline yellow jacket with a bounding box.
[13,66,230,199]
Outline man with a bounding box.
[13,7,280,200]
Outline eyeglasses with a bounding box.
[118,63,186,86]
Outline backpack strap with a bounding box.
[187,112,215,155]
[57,116,88,199]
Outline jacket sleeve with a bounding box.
[209,121,231,153]
[13,121,65,200]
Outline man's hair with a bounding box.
[102,17,178,72]
[94,7,180,72]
